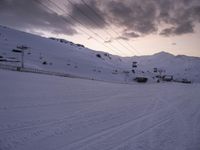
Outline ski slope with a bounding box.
[127,52,200,83]
[0,25,200,83]
[0,69,200,150]
[0,25,129,83]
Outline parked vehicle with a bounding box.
[134,77,148,83]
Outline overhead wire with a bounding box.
[34,0,122,55]
[46,0,126,55]
[80,0,141,55]
[66,0,130,56]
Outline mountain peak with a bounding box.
[153,51,174,57]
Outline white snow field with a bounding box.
[0,25,129,83]
[0,69,200,150]
[0,25,200,150]
[1,25,200,83]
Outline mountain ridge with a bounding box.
[0,25,199,83]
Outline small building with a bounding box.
[132,61,138,68]
[12,49,22,53]
[134,77,148,83]
[153,68,158,73]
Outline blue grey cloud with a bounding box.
[0,0,77,35]
[0,0,200,38]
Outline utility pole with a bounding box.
[13,45,28,69]
[21,49,24,68]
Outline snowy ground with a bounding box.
[1,25,200,84]
[0,69,200,150]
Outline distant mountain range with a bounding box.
[0,25,199,83]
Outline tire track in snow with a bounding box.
[0,93,151,111]
[65,112,174,150]
[0,92,152,135]
[52,99,173,150]
[56,90,198,150]
[3,97,156,150]
[148,96,161,149]
[0,92,112,111]
[158,94,189,149]
[110,117,172,150]
[0,94,122,134]
[191,104,200,150]
[0,93,142,150]
[1,90,193,150]
[110,96,177,150]
[18,103,157,150]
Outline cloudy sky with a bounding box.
[0,0,200,56]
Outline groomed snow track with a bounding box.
[0,70,200,150]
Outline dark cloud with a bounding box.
[124,32,140,38]
[0,0,200,39]
[98,0,200,38]
[67,0,107,28]
[160,27,175,36]
[117,31,140,41]
[105,0,157,35]
[47,0,200,39]
[160,22,194,36]
[156,0,200,36]
[0,0,77,35]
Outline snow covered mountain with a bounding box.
[0,25,200,83]
[0,25,129,83]
[1,25,200,150]
[127,51,200,82]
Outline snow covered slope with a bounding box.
[0,69,200,150]
[0,25,199,83]
[0,25,128,83]
[124,51,200,82]
[0,25,200,150]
